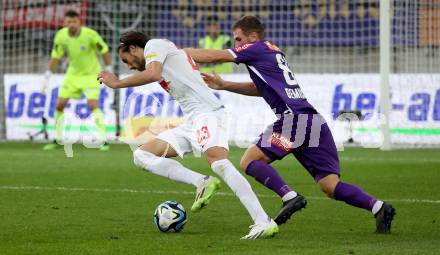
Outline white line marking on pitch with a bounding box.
[339,156,440,163]
[3,152,440,163]
[1,185,439,204]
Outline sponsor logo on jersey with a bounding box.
[80,45,86,51]
[146,53,158,59]
[234,43,253,52]
[269,132,293,152]
[285,87,306,99]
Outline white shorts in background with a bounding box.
[157,108,229,157]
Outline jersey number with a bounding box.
[276,54,298,86]
[196,126,211,146]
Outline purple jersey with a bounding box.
[228,40,317,115]
[229,40,340,180]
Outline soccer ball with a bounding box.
[153,201,187,232]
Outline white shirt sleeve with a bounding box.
[144,39,174,66]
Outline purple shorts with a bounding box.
[256,113,340,182]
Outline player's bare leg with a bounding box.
[205,146,278,239]
[87,99,109,151]
[43,97,68,150]
[240,145,306,225]
[318,173,395,233]
[133,138,217,212]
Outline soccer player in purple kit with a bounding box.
[186,15,395,233]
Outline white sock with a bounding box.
[133,149,204,187]
[211,159,270,225]
[281,191,298,202]
[372,200,384,215]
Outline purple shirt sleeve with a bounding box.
[227,43,260,64]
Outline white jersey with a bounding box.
[143,39,223,118]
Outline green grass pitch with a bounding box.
[0,142,439,254]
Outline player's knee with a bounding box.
[205,154,223,166]
[320,185,334,198]
[318,174,339,198]
[56,103,65,111]
[87,102,98,110]
[239,157,250,171]
[204,146,228,166]
[318,181,337,198]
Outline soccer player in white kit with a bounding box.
[98,31,278,239]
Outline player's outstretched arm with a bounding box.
[98,61,163,89]
[202,73,260,97]
[184,48,235,63]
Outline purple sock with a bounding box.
[245,160,292,198]
[333,182,377,211]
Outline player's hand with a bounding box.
[98,70,119,89]
[201,72,225,90]
[42,70,52,94]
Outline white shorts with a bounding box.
[157,108,229,157]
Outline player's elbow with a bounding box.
[144,62,163,82]
[150,72,162,82]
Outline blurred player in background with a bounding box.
[186,15,395,233]
[98,31,278,239]
[198,15,233,74]
[43,10,112,151]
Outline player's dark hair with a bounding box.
[233,15,265,38]
[65,10,80,18]
[206,15,219,25]
[118,31,150,52]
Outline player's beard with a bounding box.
[68,26,80,37]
